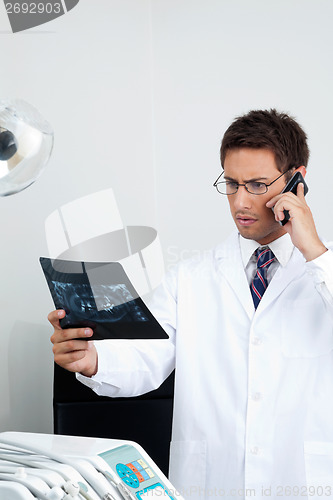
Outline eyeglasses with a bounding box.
[213,170,291,195]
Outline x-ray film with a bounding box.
[40,257,168,340]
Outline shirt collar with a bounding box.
[239,232,294,268]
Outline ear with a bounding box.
[295,165,306,178]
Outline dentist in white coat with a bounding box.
[49,109,333,500]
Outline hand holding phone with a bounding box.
[275,171,309,226]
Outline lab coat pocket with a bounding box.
[281,299,333,358]
[169,440,206,500]
[304,441,333,499]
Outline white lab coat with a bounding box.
[78,232,333,500]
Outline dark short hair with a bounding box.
[220,109,310,172]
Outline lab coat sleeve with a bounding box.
[306,246,333,313]
[76,266,178,397]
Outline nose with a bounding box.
[232,185,252,210]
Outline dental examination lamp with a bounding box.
[0,98,53,196]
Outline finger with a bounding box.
[266,190,297,209]
[50,326,93,345]
[274,205,286,223]
[52,338,91,355]
[54,341,95,373]
[47,309,66,329]
[266,196,278,208]
[54,348,88,369]
[266,192,287,208]
[272,198,293,222]
[273,192,306,223]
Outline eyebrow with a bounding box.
[224,175,270,182]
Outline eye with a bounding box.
[226,181,238,188]
[247,181,267,193]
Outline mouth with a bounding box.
[236,215,258,226]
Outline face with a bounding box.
[223,148,289,245]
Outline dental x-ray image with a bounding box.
[40,257,168,340]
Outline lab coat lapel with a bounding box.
[215,232,255,319]
[255,246,305,313]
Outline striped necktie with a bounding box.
[250,247,276,309]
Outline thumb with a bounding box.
[297,181,305,199]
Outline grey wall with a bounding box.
[0,0,332,432]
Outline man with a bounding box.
[49,109,333,499]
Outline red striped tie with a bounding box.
[250,247,276,309]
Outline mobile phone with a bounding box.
[277,171,309,226]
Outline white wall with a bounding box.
[0,0,332,432]
[0,0,155,432]
[151,0,333,261]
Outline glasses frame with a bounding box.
[213,169,293,195]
